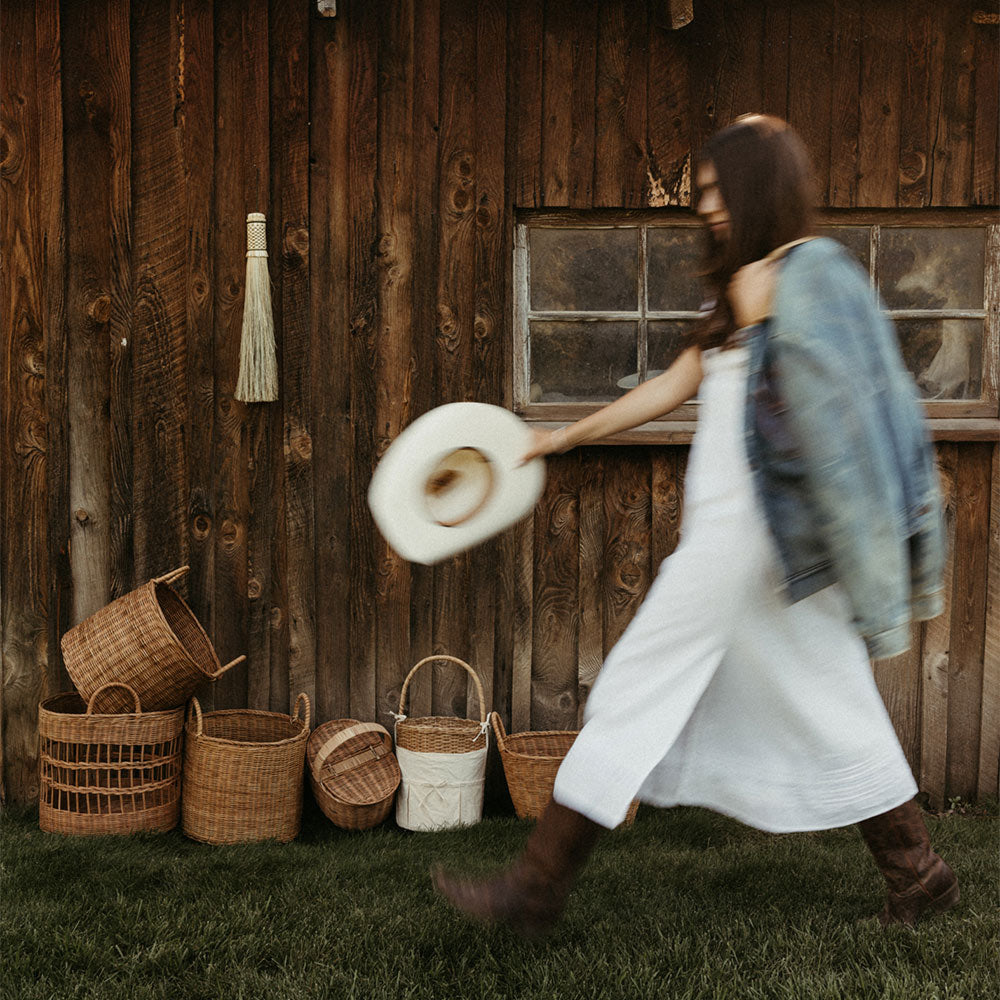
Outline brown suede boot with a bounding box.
[431,800,602,937]
[857,799,960,926]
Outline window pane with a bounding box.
[895,318,983,399]
[529,321,635,401]
[647,228,704,312]
[820,226,870,272]
[879,228,985,310]
[529,228,638,312]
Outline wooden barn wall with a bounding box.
[2,0,998,807]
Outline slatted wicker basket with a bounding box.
[38,683,184,835]
[307,720,400,831]
[61,566,246,713]
[182,694,310,844]
[492,713,639,826]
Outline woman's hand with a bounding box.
[728,257,777,329]
[520,426,570,465]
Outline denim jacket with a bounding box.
[744,237,946,659]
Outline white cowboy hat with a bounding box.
[368,402,546,565]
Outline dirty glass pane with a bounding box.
[529,228,638,312]
[894,318,983,399]
[529,321,635,402]
[879,228,985,310]
[820,226,871,273]
[647,228,705,312]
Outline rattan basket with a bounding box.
[307,720,400,831]
[492,713,639,826]
[38,682,184,835]
[182,694,310,844]
[394,655,487,753]
[61,566,246,713]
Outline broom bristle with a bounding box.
[235,232,278,403]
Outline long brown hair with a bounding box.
[691,114,816,349]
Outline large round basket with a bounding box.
[307,720,400,831]
[492,713,639,826]
[38,683,184,835]
[394,656,490,831]
[61,566,246,713]
[182,694,310,844]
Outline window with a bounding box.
[514,211,999,433]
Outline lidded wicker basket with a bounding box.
[182,694,311,844]
[307,720,400,831]
[492,713,639,826]
[61,566,246,713]
[38,683,184,835]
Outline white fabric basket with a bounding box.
[395,746,487,831]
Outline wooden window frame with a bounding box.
[513,208,1000,444]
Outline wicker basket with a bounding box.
[395,655,488,754]
[38,682,184,835]
[181,694,310,844]
[307,720,400,831]
[61,566,246,713]
[492,713,639,826]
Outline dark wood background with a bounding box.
[3,0,998,808]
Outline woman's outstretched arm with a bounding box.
[523,344,703,461]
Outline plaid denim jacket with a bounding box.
[743,238,946,659]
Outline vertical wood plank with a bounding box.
[2,2,48,803]
[787,0,832,199]
[873,623,923,777]
[62,0,131,623]
[578,450,604,725]
[972,14,999,207]
[920,442,957,809]
[36,0,71,700]
[541,0,573,207]
[374,0,414,729]
[929,3,975,206]
[946,443,990,800]
[131,0,189,585]
[212,0,256,708]
[857,5,904,206]
[183,0,216,706]
[511,516,534,733]
[897,2,936,208]
[432,0,476,718]
[602,447,651,654]
[979,443,1000,800]
[760,0,791,122]
[272,0,315,715]
[347,0,379,722]
[406,0,441,720]
[510,0,542,208]
[828,0,862,207]
[646,16,691,207]
[532,457,579,730]
[650,449,682,569]
[567,0,597,209]
[471,0,507,720]
[310,7,352,721]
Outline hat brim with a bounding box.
[367,402,546,565]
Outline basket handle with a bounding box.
[314,722,390,771]
[187,696,204,736]
[490,711,508,752]
[153,566,190,586]
[397,655,486,724]
[210,654,247,680]
[86,683,141,715]
[292,692,312,731]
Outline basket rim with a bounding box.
[497,728,578,762]
[149,579,223,677]
[185,707,309,749]
[38,692,185,723]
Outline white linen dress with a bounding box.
[552,344,918,832]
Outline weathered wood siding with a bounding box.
[2,0,997,808]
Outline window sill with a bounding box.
[524,417,1000,445]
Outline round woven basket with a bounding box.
[395,655,487,753]
[61,566,246,712]
[492,713,639,826]
[307,720,400,831]
[181,694,310,844]
[38,683,184,835]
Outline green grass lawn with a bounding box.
[1,800,995,1000]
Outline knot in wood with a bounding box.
[473,315,491,341]
[283,225,310,261]
[192,514,212,539]
[220,517,241,550]
[88,295,112,324]
[74,508,90,525]
[247,576,263,599]
[452,188,469,212]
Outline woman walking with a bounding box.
[432,114,959,936]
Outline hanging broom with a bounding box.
[235,212,278,402]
